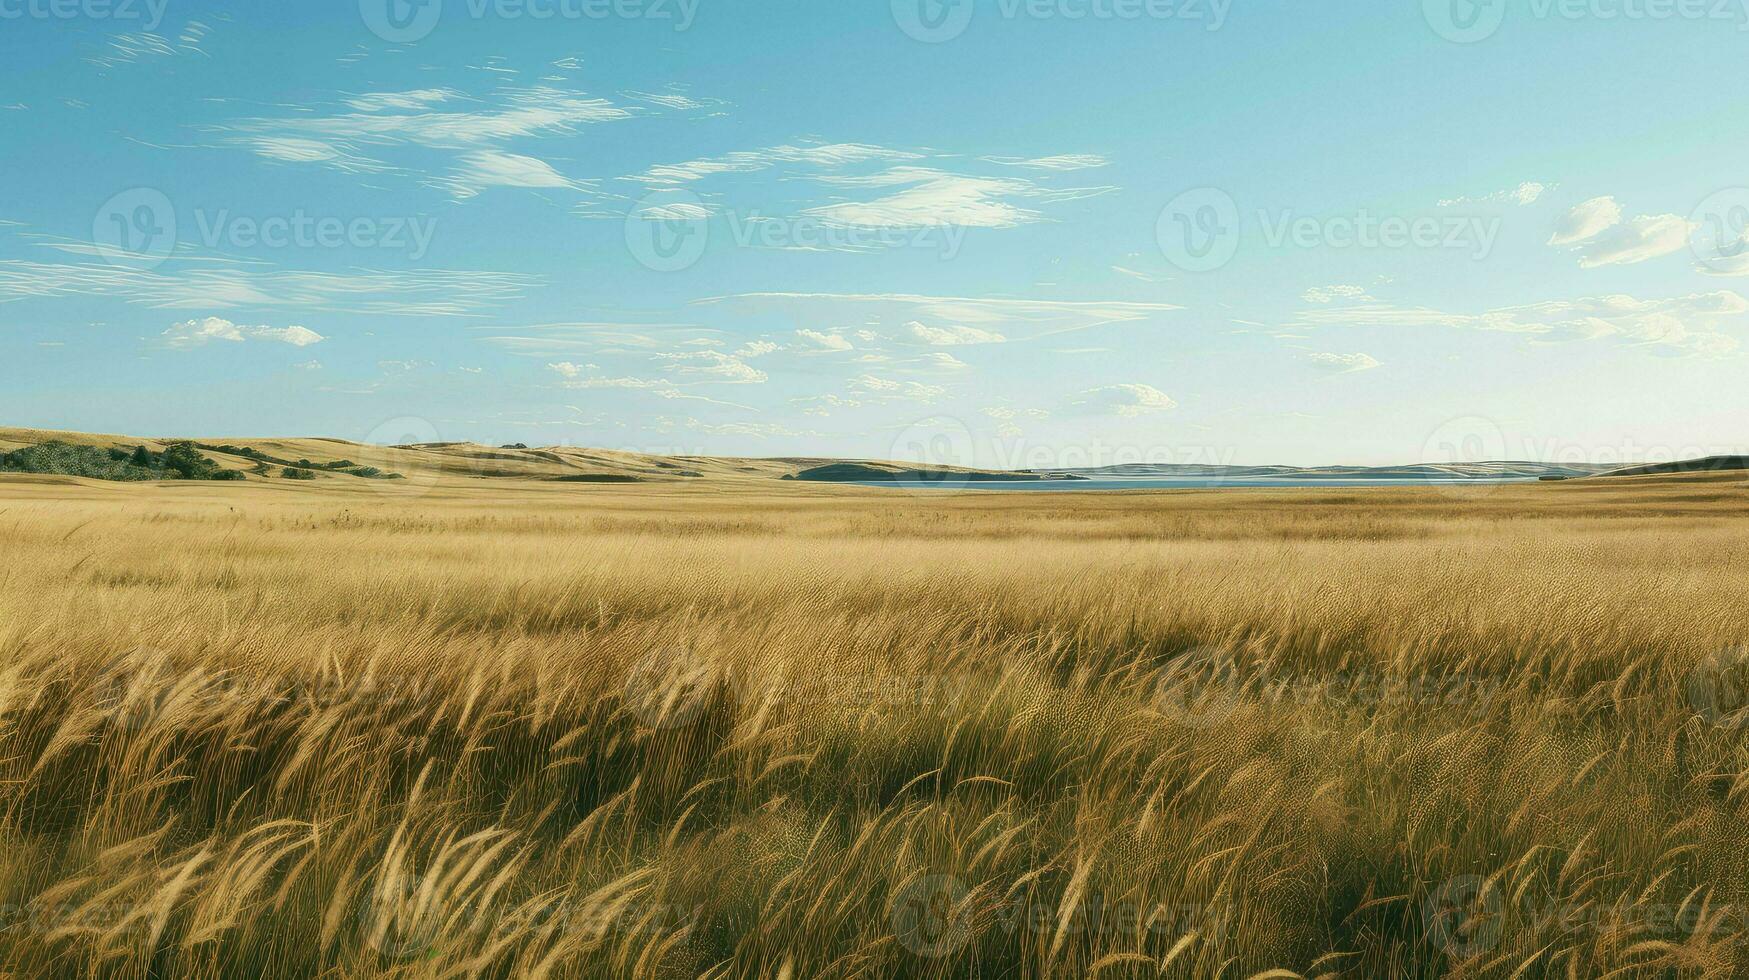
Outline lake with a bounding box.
[852,476,1547,491]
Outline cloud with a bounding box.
[242,137,394,174]
[704,293,1181,343]
[908,321,1006,345]
[1548,196,1623,246]
[655,350,768,383]
[849,374,944,402]
[435,150,586,199]
[636,143,922,184]
[0,260,530,316]
[807,167,1096,229]
[1292,290,1746,358]
[979,154,1109,171]
[218,84,653,200]
[925,352,968,369]
[547,361,587,379]
[161,317,324,350]
[1302,284,1372,304]
[1574,213,1693,268]
[736,339,781,357]
[1440,181,1549,208]
[88,26,207,69]
[1075,383,1177,417]
[1699,252,1749,277]
[1305,351,1381,373]
[345,89,461,112]
[796,328,853,351]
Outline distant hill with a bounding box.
[1049,461,1617,481]
[1593,456,1749,478]
[1,426,1741,489]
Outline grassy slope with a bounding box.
[0,473,1746,977]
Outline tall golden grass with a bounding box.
[1,474,1747,978]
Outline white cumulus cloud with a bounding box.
[1076,383,1177,417]
[161,317,324,350]
[1548,196,1623,246]
[908,321,1006,345]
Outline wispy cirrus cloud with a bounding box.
[87,23,208,69]
[629,143,1115,241]
[214,84,672,203]
[1294,290,1746,358]
[634,143,922,185]
[979,154,1109,171]
[0,259,531,316]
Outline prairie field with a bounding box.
[2,473,1748,978]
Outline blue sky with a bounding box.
[2,0,1746,466]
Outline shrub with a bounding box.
[281,467,316,480]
